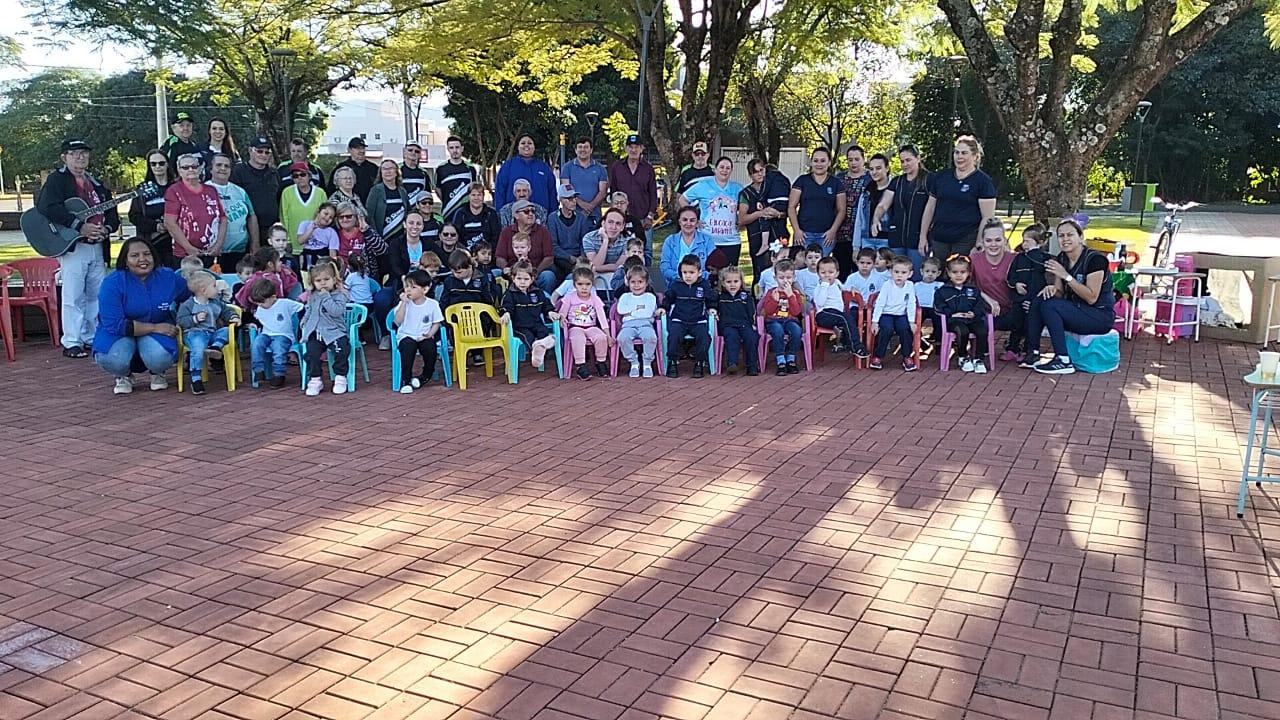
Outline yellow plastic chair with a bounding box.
[444,303,512,390]
[177,306,244,393]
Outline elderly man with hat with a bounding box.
[497,198,558,292]
[232,136,281,241]
[608,133,659,261]
[399,141,433,204]
[495,133,557,214]
[36,139,120,358]
[548,185,591,280]
[329,136,379,201]
[161,111,201,170]
[276,137,325,191]
[498,178,548,227]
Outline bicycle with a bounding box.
[1149,198,1201,267]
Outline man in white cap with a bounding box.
[400,141,432,204]
[499,178,547,226]
[677,141,714,196]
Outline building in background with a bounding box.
[318,97,451,169]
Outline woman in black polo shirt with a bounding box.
[918,135,996,261]
[1021,219,1116,375]
[787,147,845,256]
[871,144,930,276]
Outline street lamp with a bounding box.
[269,48,298,143]
[1134,100,1153,224]
[585,111,599,149]
[947,55,967,130]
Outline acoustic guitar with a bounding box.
[21,181,160,257]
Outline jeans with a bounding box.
[304,334,351,379]
[183,327,229,380]
[536,269,557,294]
[58,241,106,349]
[948,318,989,360]
[617,324,657,364]
[902,247,925,280]
[397,335,439,383]
[874,314,914,359]
[252,332,293,377]
[644,227,654,266]
[861,236,889,251]
[720,325,760,371]
[765,318,802,357]
[665,319,710,362]
[814,308,865,352]
[372,288,396,337]
[1025,297,1114,357]
[802,230,830,255]
[95,335,174,378]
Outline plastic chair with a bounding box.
[246,311,301,388]
[444,303,513,390]
[386,310,452,390]
[657,312,718,375]
[508,318,562,383]
[0,259,62,354]
[811,290,867,368]
[866,297,924,365]
[177,306,244,392]
[607,305,663,378]
[293,303,369,392]
[938,314,997,372]
[752,295,813,373]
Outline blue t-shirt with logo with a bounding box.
[925,168,996,245]
[792,173,840,233]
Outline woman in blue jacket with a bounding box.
[660,206,716,284]
[495,134,557,213]
[93,237,191,394]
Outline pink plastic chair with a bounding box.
[607,304,664,377]
[938,314,997,371]
[751,293,813,372]
[0,259,63,357]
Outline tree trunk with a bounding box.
[740,79,781,165]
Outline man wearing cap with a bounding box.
[276,138,324,192]
[280,160,328,249]
[161,111,201,170]
[497,199,557,292]
[677,141,715,197]
[548,185,591,280]
[498,178,547,227]
[400,142,433,205]
[608,134,659,257]
[436,135,478,221]
[207,152,259,268]
[495,133,557,214]
[560,137,609,223]
[232,136,279,241]
[329,137,379,201]
[37,140,119,358]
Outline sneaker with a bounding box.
[400,384,414,394]
[149,374,168,391]
[919,338,934,356]
[1018,354,1041,369]
[379,336,392,351]
[724,363,738,376]
[62,345,89,359]
[470,353,485,367]
[305,378,323,396]
[903,359,918,372]
[776,363,788,376]
[869,357,883,370]
[270,375,286,389]
[852,347,871,360]
[973,360,988,374]
[595,361,609,378]
[960,358,974,373]
[642,364,654,378]
[785,361,799,375]
[333,376,348,394]
[113,376,134,395]
[191,379,206,395]
[667,362,679,378]
[693,362,705,378]
[746,367,760,376]
[206,347,223,361]
[576,366,592,380]
[830,342,847,354]
[629,363,640,378]
[999,349,1021,363]
[1033,357,1076,375]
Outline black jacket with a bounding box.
[663,278,717,324]
[450,204,502,249]
[934,284,990,322]
[716,288,755,329]
[1007,251,1049,306]
[328,159,379,200]
[231,161,280,229]
[161,136,201,170]
[440,272,499,310]
[36,166,119,262]
[501,286,554,333]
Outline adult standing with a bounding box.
[231,136,279,245]
[164,153,226,268]
[436,136,478,221]
[400,141,432,203]
[328,137,378,200]
[548,186,591,280]
[130,149,176,268]
[366,159,412,251]
[738,159,789,286]
[93,238,189,394]
[160,111,200,169]
[1022,219,1116,375]
[206,153,258,269]
[787,147,845,258]
[329,166,369,221]
[276,138,324,191]
[279,161,328,249]
[835,145,870,277]
[660,206,716,284]
[861,153,892,251]
[678,156,745,265]
[200,117,239,170]
[496,200,557,292]
[608,134,659,260]
[495,133,556,213]
[918,135,997,260]
[498,179,548,226]
[37,139,119,358]
[872,145,930,274]
[451,181,501,249]
[676,141,715,197]
[560,137,609,222]
[969,218,1024,361]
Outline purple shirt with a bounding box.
[608,159,658,221]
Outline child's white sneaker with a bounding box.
[149,373,168,391]
[399,384,414,394]
[410,377,421,388]
[642,364,654,378]
[305,378,323,396]
[629,362,640,378]
[960,358,974,373]
[973,360,988,375]
[333,376,348,395]
[113,376,134,395]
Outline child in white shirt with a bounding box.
[393,269,444,393]
[870,255,918,372]
[811,257,869,358]
[614,267,659,377]
[794,244,823,299]
[248,278,303,388]
[842,247,881,313]
[915,257,944,355]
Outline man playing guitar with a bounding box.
[35,139,120,359]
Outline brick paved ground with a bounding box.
[1,330,1278,720]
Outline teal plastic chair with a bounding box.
[294,303,369,392]
[507,320,562,383]
[657,314,719,375]
[386,310,452,389]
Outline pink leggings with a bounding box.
[567,326,607,365]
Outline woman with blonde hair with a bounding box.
[917,135,997,261]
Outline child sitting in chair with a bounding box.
[812,256,869,358]
[248,278,303,388]
[615,266,659,378]
[266,223,301,278]
[794,243,823,299]
[716,265,760,376]
[393,269,444,393]
[916,257,944,356]
[235,246,303,312]
[761,259,805,375]
[935,254,991,374]
[557,266,613,379]
[179,256,233,302]
[176,271,240,395]
[500,260,560,372]
[869,255,918,372]
[657,254,717,378]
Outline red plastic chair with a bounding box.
[812,290,868,368]
[1,259,63,358]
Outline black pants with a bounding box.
[666,320,710,362]
[397,336,439,383]
[833,242,855,278]
[930,239,972,263]
[554,257,575,283]
[304,334,351,379]
[217,251,246,274]
[949,319,989,360]
[718,244,741,267]
[814,308,865,352]
[994,306,1026,352]
[920,307,941,345]
[301,249,329,271]
[1025,297,1114,357]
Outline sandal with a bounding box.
[62,346,89,359]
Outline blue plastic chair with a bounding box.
[506,319,562,383]
[294,303,369,392]
[657,313,719,375]
[386,311,452,390]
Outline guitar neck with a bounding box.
[76,189,140,219]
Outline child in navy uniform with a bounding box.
[1007,223,1049,315]
[658,254,717,378]
[934,254,991,374]
[716,266,760,376]
[440,249,500,309]
[500,260,560,372]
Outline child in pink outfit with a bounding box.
[557,267,614,379]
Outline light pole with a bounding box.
[585,111,599,149]
[635,0,662,135]
[270,48,298,143]
[1134,100,1152,224]
[948,55,967,130]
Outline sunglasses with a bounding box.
[441,232,458,237]
[149,162,168,167]
[417,199,433,205]
[292,172,308,178]
[179,164,200,170]
[518,208,535,214]
[338,213,356,219]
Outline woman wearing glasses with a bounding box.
[329,166,368,221]
[130,149,177,268]
[366,160,411,281]
[280,160,328,250]
[163,153,226,268]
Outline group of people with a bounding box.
[34,113,1118,394]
